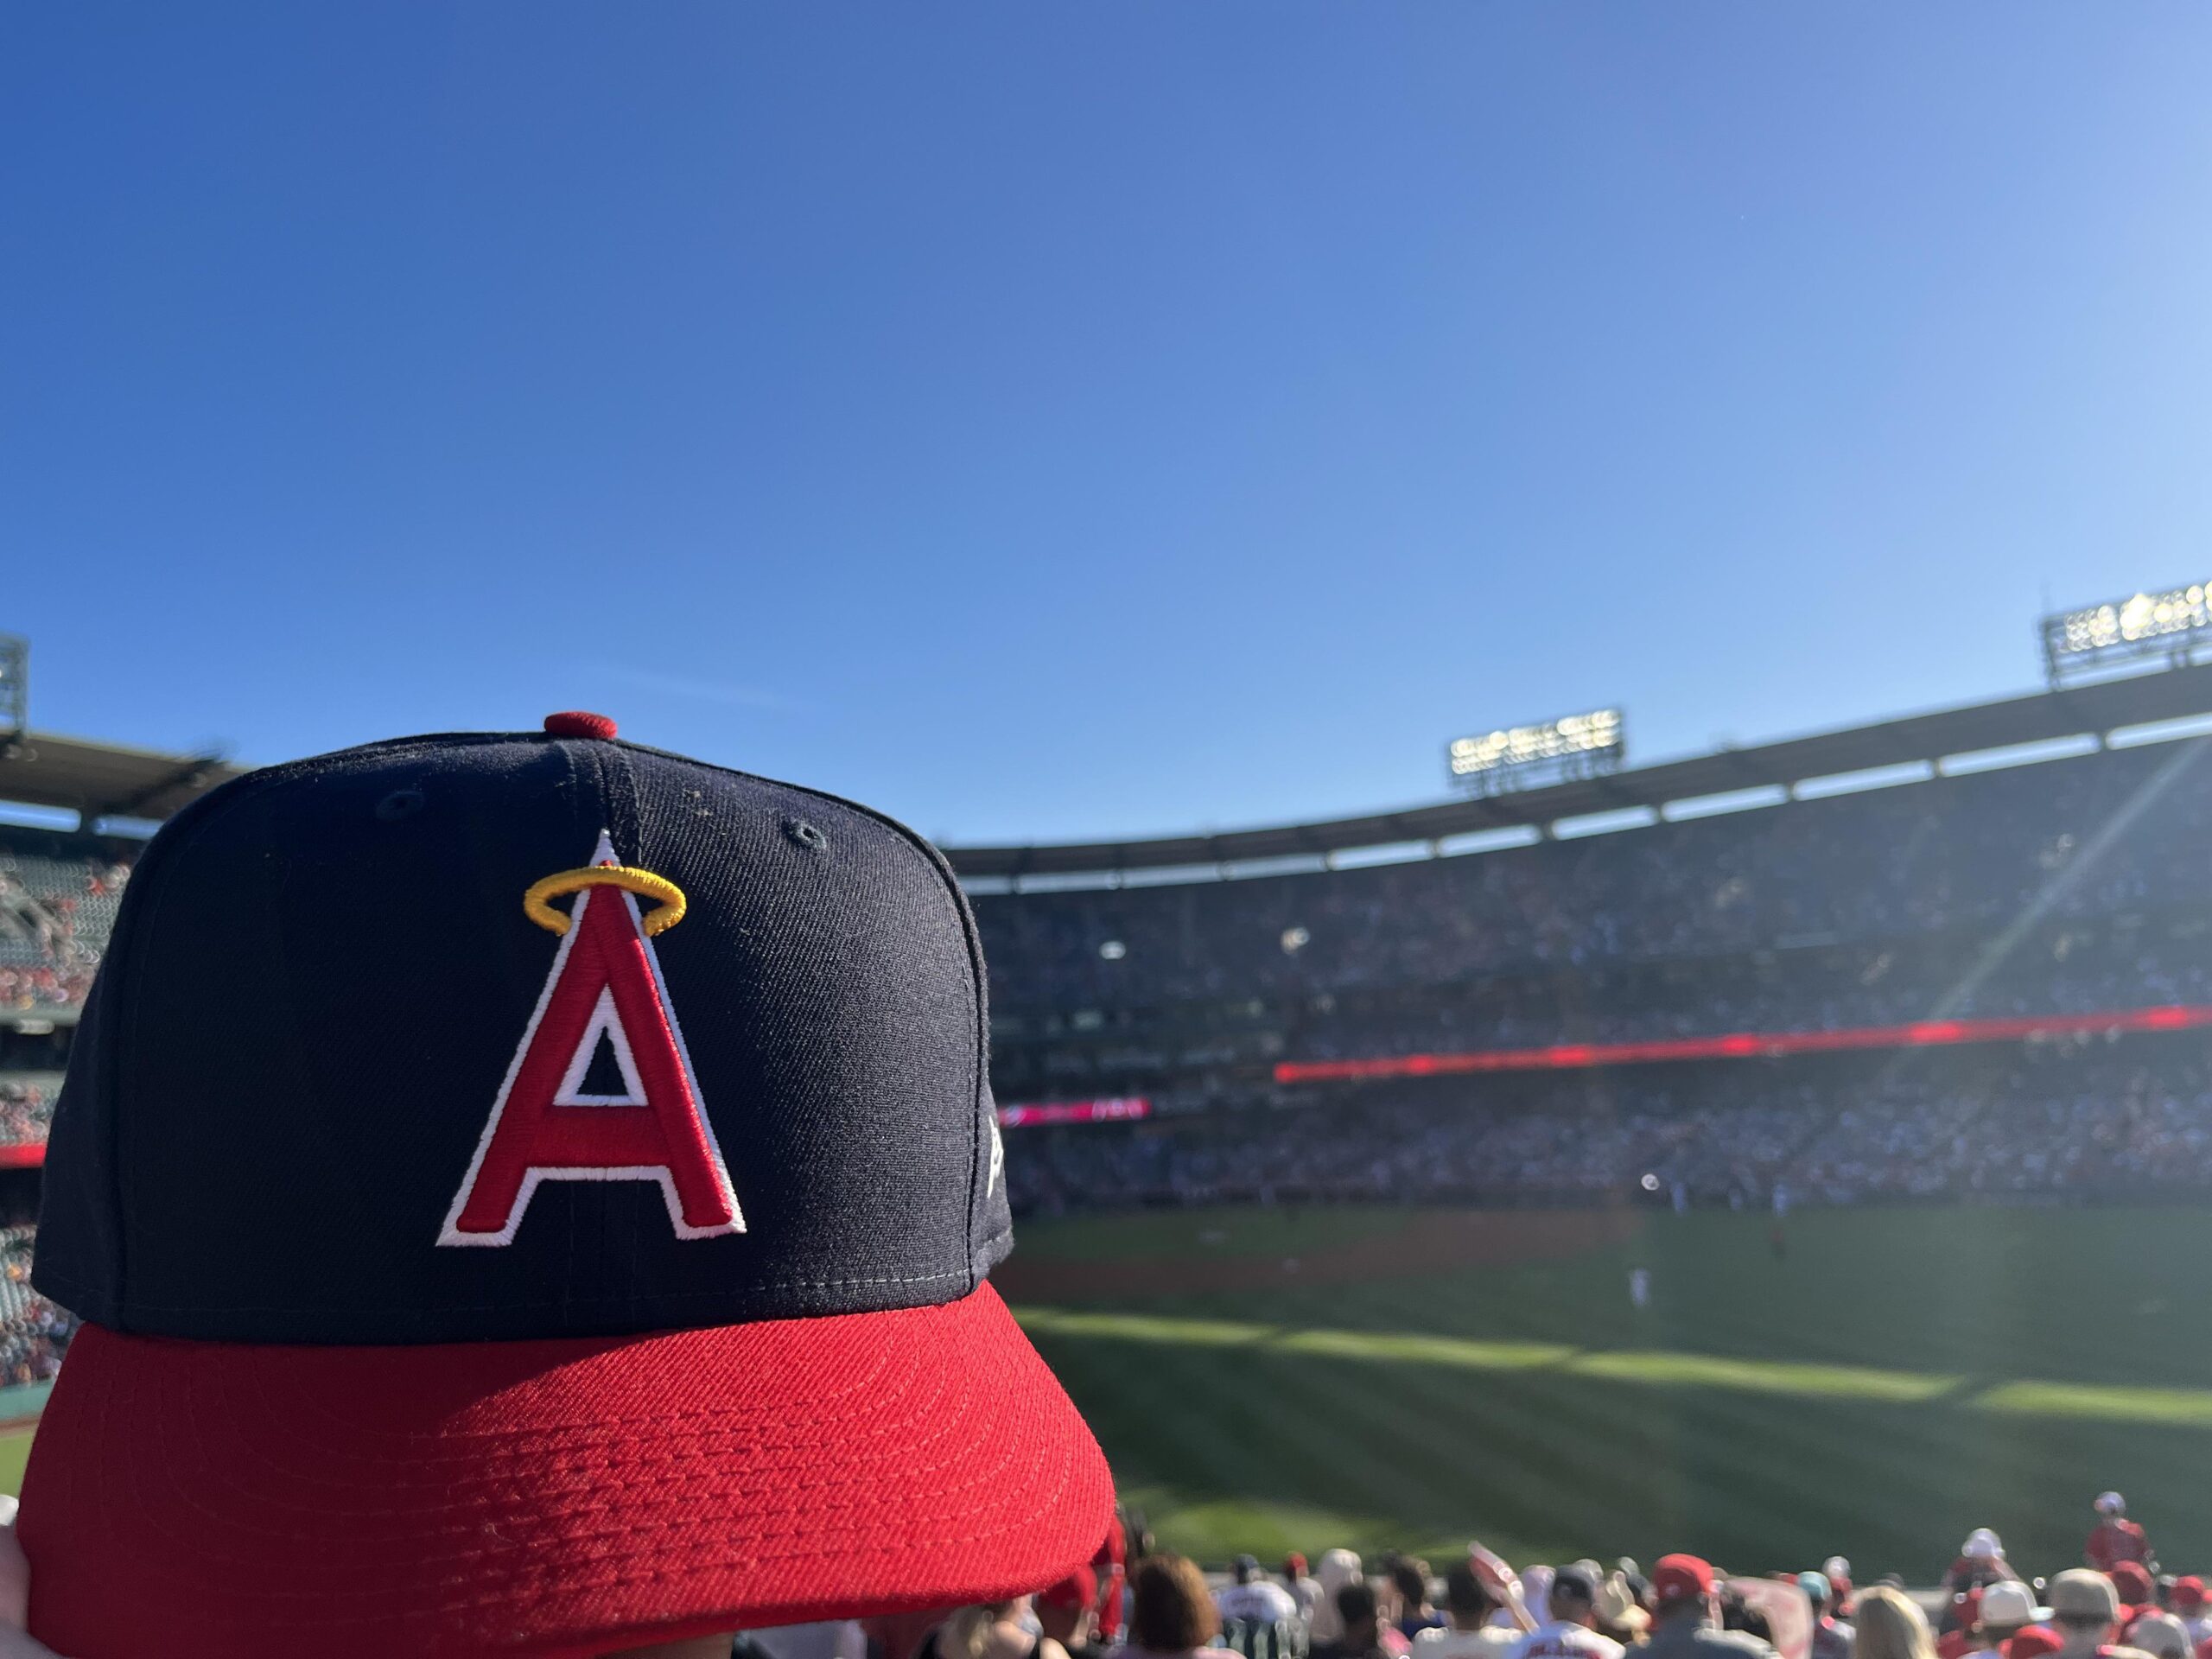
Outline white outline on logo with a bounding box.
[556,986,647,1105]
[437,830,746,1248]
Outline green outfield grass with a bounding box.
[1008,1205,2212,1580]
[0,1429,31,1499]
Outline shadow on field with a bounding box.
[1011,1205,2212,1576]
[1031,1325,2203,1580]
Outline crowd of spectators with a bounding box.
[0,1076,58,1147]
[0,1227,72,1388]
[844,1494,2193,1659]
[972,745,2211,1019]
[0,830,132,1010]
[990,928,2212,1103]
[1002,1048,2212,1217]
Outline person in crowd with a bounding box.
[1395,1561,1448,1642]
[1717,1587,1771,1647]
[1419,1565,1524,1659]
[920,1602,1069,1659]
[1967,1582,2050,1659]
[1316,1584,1398,1659]
[1513,1566,1627,1659]
[1948,1535,2018,1597]
[868,1605,961,1659]
[2113,1567,2159,1626]
[1096,1514,1132,1649]
[1939,1595,1986,1659]
[1855,1590,1936,1659]
[1469,1545,1541,1637]
[1285,1554,1325,1628]
[1801,1572,1853,1659]
[1642,1555,1772,1659]
[1218,1554,1301,1629]
[1312,1553,1367,1645]
[747,1622,869,1659]
[2044,1568,2149,1659]
[1038,1568,1105,1659]
[1595,1575,1651,1649]
[1825,1561,1856,1619]
[2088,1496,2153,1576]
[2004,1630,2062,1659]
[1124,1556,1238,1659]
[2166,1580,2210,1649]
[2124,1615,2189,1659]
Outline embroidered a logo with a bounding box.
[439,831,744,1247]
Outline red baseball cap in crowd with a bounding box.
[21,715,1115,1658]
[1652,1555,1717,1608]
[1039,1566,1101,1613]
[2173,1578,2208,1611]
[2005,1628,2063,1659]
[2113,1563,2158,1608]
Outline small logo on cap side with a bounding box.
[438,831,744,1247]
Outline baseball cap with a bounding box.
[2005,1629,2063,1659]
[1980,1583,2050,1630]
[2050,1571,2122,1624]
[2171,1578,2206,1610]
[2113,1563,2158,1606]
[2130,1612,2192,1659]
[20,715,1114,1657]
[1798,1573,1832,1605]
[1039,1566,1101,1613]
[1653,1555,1716,1608]
[1598,1574,1650,1634]
[1553,1567,1599,1605]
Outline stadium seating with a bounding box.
[1001,1042,2212,1214]
[0,827,133,1010]
[978,740,2212,1216]
[0,1226,72,1388]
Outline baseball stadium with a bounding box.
[7,619,2212,1586]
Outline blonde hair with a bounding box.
[1854,1587,1935,1659]
[938,1602,1022,1659]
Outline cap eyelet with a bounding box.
[375,789,426,823]
[783,818,827,851]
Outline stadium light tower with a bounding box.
[0,635,24,742]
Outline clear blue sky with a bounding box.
[6,6,2209,845]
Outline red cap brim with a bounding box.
[20,1283,1111,1658]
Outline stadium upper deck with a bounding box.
[949,663,2212,882]
[966,675,2212,1155]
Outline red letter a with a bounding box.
[440,836,743,1246]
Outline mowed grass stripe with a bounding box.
[1029,1305,1452,1540]
[1976,1379,2212,1427]
[1013,1306,2196,1427]
[1324,1274,1690,1554]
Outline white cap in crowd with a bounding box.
[1979,1583,2050,1631]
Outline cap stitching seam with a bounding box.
[37,1262,971,1318]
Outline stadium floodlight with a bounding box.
[2040,583,2212,686]
[0,635,23,739]
[1447,707,1624,794]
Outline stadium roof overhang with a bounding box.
[945,664,2212,880]
[0,732,245,826]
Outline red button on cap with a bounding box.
[543,710,618,741]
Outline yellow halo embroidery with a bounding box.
[522,865,688,937]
